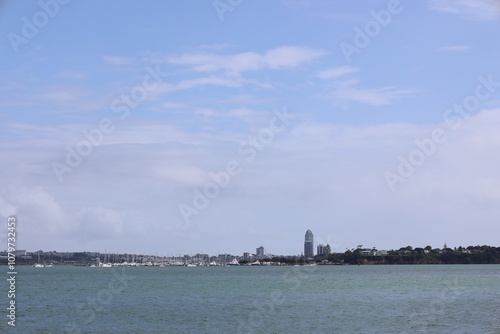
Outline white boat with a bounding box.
[33,251,46,267]
[98,250,113,267]
[45,254,54,267]
[226,259,240,266]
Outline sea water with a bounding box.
[0,264,499,333]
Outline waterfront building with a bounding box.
[304,230,314,258]
[317,244,326,255]
[256,246,264,259]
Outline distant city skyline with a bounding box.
[3,242,494,262]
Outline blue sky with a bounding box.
[1,0,500,256]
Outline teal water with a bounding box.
[1,265,499,333]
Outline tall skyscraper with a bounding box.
[256,246,264,259]
[304,229,314,258]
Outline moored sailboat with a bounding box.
[32,251,48,267]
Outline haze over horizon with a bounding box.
[1,0,500,256]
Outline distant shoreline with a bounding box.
[2,245,499,266]
[1,263,500,267]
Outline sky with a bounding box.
[1,0,500,256]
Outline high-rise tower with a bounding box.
[304,229,314,258]
[256,246,264,259]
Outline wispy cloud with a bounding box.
[160,102,188,109]
[164,46,325,76]
[102,55,134,65]
[226,107,268,123]
[148,76,247,97]
[317,66,359,79]
[429,0,499,21]
[331,84,418,106]
[140,46,324,95]
[318,69,419,106]
[436,45,471,52]
[161,104,267,123]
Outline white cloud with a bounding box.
[227,107,267,123]
[436,45,471,52]
[322,75,419,106]
[147,76,247,97]
[0,186,68,237]
[331,85,419,106]
[316,68,419,106]
[41,90,79,103]
[193,107,220,117]
[429,0,499,21]
[317,66,359,79]
[160,102,188,109]
[174,76,245,89]
[152,162,209,186]
[264,46,325,69]
[165,46,325,76]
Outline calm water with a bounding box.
[1,265,499,333]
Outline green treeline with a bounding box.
[324,251,500,265]
[265,245,500,265]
